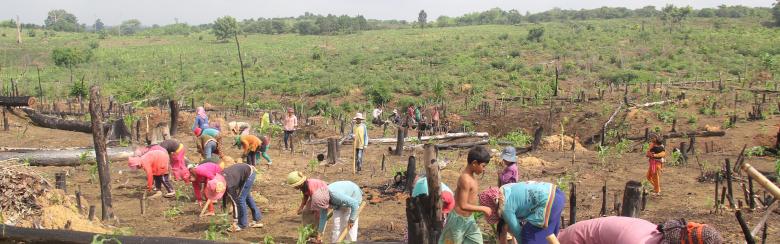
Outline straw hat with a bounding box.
[353,112,365,121]
[286,171,306,187]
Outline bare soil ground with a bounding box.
[2,84,779,243]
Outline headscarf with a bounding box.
[196,107,207,119]
[128,156,142,169]
[658,219,723,244]
[310,187,330,211]
[478,187,501,224]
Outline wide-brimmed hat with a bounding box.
[478,187,501,224]
[353,112,365,120]
[205,174,226,201]
[501,146,517,163]
[286,171,307,187]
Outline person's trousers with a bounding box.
[283,130,294,149]
[246,150,259,166]
[153,174,174,193]
[355,148,364,171]
[230,171,261,228]
[647,161,663,193]
[330,207,359,243]
[204,141,217,159]
[259,145,272,164]
[520,188,565,244]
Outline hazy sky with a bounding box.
[4,0,776,26]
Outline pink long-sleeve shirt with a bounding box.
[191,162,222,202]
[283,114,298,131]
[557,216,663,244]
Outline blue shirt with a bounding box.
[411,177,453,197]
[318,181,363,232]
[501,182,557,238]
[192,116,209,131]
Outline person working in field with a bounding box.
[195,127,221,160]
[479,181,566,244]
[221,163,264,231]
[234,134,272,166]
[260,112,271,133]
[283,107,298,151]
[189,159,222,216]
[228,121,251,135]
[128,149,175,198]
[192,106,209,131]
[372,106,383,126]
[351,112,369,172]
[557,216,723,244]
[411,176,456,215]
[157,139,190,183]
[439,146,492,244]
[496,146,519,243]
[431,106,441,134]
[310,180,363,242]
[646,134,666,195]
[287,171,329,232]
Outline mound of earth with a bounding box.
[626,108,652,124]
[540,135,588,152]
[517,156,549,169]
[0,163,108,233]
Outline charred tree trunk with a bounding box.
[88,85,113,221]
[621,181,642,218]
[0,96,36,107]
[23,108,109,134]
[168,100,178,137]
[423,144,442,243]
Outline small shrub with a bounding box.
[509,50,521,58]
[296,224,316,244]
[745,146,767,158]
[498,33,509,40]
[501,131,533,148]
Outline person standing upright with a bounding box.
[352,113,368,172]
[192,106,210,131]
[283,107,298,151]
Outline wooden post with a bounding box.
[553,66,559,97]
[621,180,642,218]
[381,153,386,171]
[748,175,755,209]
[725,159,736,209]
[55,172,67,192]
[88,85,113,221]
[531,126,543,151]
[678,142,688,164]
[599,181,607,217]
[88,205,96,221]
[643,128,649,142]
[234,33,247,109]
[327,138,339,164]
[714,172,720,212]
[75,191,82,214]
[406,156,416,195]
[670,118,677,133]
[135,120,141,142]
[395,127,405,156]
[568,183,577,226]
[140,192,146,215]
[641,189,648,211]
[423,144,442,243]
[2,107,8,131]
[735,210,756,244]
[169,99,179,137]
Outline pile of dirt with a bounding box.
[626,108,652,123]
[0,163,108,233]
[704,124,721,132]
[517,156,549,169]
[540,135,588,152]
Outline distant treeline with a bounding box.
[1,4,775,36]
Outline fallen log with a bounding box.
[0,224,225,244]
[739,161,780,200]
[0,147,134,166]
[629,100,675,109]
[626,130,725,141]
[21,108,112,134]
[0,96,36,107]
[306,132,489,145]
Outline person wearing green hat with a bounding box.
[287,171,328,230]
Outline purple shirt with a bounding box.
[499,163,518,185]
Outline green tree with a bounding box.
[660,5,692,34]
[44,9,79,32]
[527,27,544,42]
[120,19,142,35]
[52,47,93,84]
[295,21,319,35]
[93,18,104,32]
[418,10,427,29]
[212,16,239,41]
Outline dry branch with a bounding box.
[0,147,134,166]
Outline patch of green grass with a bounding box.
[296,224,316,244]
[501,130,533,148]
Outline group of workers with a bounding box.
[122,105,724,243]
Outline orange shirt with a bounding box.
[240,135,262,154]
[140,150,170,190]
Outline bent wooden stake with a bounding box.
[740,162,780,200]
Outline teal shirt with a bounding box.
[202,128,220,137]
[501,182,557,238]
[411,177,453,197]
[318,181,363,232]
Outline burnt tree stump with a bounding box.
[621,180,642,218]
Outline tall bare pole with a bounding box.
[89,85,113,220]
[16,15,22,44]
[234,32,247,109]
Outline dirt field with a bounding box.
[1,84,779,243]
